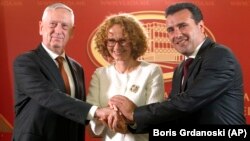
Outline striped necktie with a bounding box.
[56,56,71,95]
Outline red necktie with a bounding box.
[56,56,71,95]
[182,58,194,91]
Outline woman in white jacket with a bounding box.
[87,13,165,141]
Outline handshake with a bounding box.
[94,95,136,133]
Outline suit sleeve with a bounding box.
[13,52,92,124]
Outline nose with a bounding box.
[113,41,121,48]
[113,42,124,53]
[173,28,182,38]
[54,24,64,34]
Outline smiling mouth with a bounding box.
[53,37,63,39]
[113,52,123,55]
[112,49,126,54]
[175,36,188,45]
[176,39,186,45]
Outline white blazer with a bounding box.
[87,61,165,141]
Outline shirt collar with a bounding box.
[41,43,66,60]
[185,39,205,60]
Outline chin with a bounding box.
[114,57,126,61]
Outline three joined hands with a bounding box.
[94,95,136,133]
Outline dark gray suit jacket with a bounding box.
[132,38,246,133]
[12,44,92,141]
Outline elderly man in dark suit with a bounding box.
[109,2,246,133]
[12,3,117,141]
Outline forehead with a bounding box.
[107,24,125,38]
[45,8,72,23]
[165,9,193,27]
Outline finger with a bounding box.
[110,95,126,103]
[109,97,125,108]
[112,105,118,111]
[112,114,119,130]
[107,114,114,130]
[99,118,108,126]
[108,102,113,108]
[109,103,114,109]
[112,114,123,132]
[108,104,118,112]
[109,102,121,110]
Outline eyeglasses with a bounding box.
[106,38,128,47]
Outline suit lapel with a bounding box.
[66,56,80,98]
[182,38,215,91]
[177,62,184,92]
[182,56,200,90]
[34,44,66,92]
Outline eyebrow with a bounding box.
[107,38,126,40]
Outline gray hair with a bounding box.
[42,3,75,25]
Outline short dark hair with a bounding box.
[165,2,203,24]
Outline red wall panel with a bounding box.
[1,0,249,141]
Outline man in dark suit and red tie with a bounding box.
[109,2,246,133]
[12,3,119,141]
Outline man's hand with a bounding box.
[109,95,137,123]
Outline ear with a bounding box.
[39,21,43,35]
[69,26,75,39]
[198,20,205,33]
